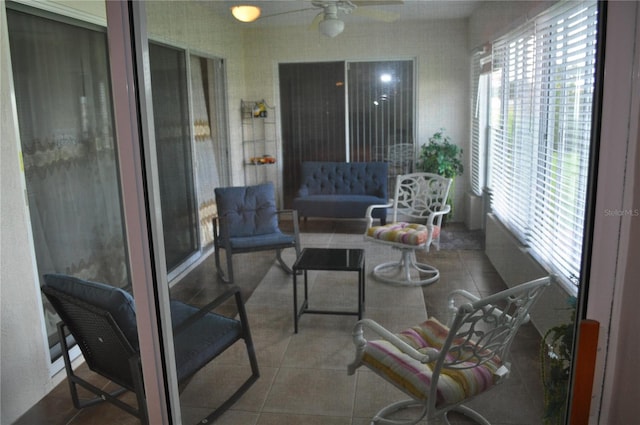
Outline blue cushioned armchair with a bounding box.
[214,182,301,283]
[41,273,259,425]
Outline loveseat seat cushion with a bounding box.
[294,194,387,219]
[293,161,388,221]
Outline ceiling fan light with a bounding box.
[231,5,261,23]
[318,17,345,37]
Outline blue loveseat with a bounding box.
[293,161,388,224]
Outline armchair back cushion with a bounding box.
[215,183,278,237]
[44,274,139,347]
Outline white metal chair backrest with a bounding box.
[440,276,551,372]
[391,172,452,224]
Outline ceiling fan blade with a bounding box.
[259,7,316,20]
[352,6,400,22]
[352,0,404,6]
[308,11,325,30]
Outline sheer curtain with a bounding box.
[190,55,220,247]
[7,9,128,352]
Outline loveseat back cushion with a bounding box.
[297,162,388,198]
[215,183,279,237]
[43,274,139,347]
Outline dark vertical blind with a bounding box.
[279,60,414,208]
[279,62,346,208]
[348,61,414,163]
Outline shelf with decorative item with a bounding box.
[248,155,276,165]
[241,99,280,202]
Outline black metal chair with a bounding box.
[213,182,301,283]
[41,273,259,425]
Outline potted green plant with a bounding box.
[416,128,464,216]
[540,297,576,425]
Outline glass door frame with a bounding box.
[106,2,179,423]
[102,1,639,423]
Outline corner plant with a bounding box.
[540,296,577,425]
[416,128,464,216]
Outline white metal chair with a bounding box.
[348,276,551,425]
[364,172,452,286]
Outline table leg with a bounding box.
[293,270,298,333]
[358,267,363,319]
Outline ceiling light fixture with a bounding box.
[319,16,344,37]
[231,5,261,23]
[318,4,345,38]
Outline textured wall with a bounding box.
[240,18,470,221]
[1,5,53,423]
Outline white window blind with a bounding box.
[489,1,598,287]
[470,51,491,196]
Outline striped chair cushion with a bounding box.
[366,222,437,246]
[361,318,503,407]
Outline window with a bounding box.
[488,1,598,289]
[470,51,491,196]
[149,44,232,274]
[7,7,128,360]
[7,6,231,362]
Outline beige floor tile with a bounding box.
[257,412,352,425]
[262,368,356,417]
[282,318,356,370]
[183,406,259,425]
[20,225,547,425]
[180,365,277,413]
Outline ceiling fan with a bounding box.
[234,1,403,38]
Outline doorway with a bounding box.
[279,60,415,208]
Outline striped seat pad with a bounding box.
[361,318,503,407]
[366,222,437,246]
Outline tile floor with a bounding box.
[14,221,546,425]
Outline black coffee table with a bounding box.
[292,247,365,333]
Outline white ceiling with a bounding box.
[207,1,482,29]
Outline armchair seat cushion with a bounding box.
[366,223,439,246]
[222,231,296,251]
[170,301,243,382]
[361,318,503,407]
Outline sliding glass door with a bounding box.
[279,60,414,207]
[149,42,199,272]
[7,6,129,359]
[7,4,230,363]
[279,62,346,208]
[348,61,414,164]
